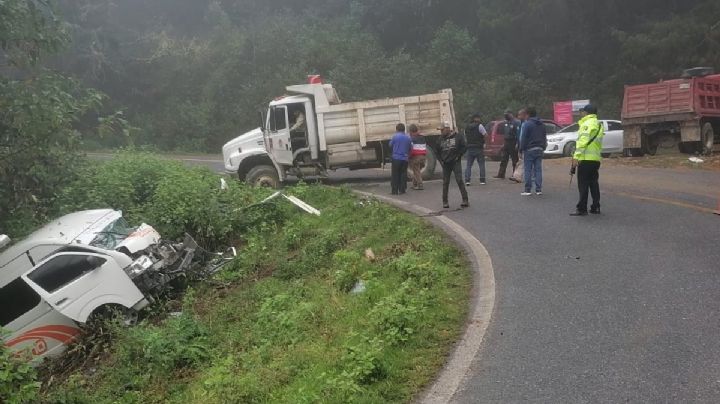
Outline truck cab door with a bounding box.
[21,252,145,323]
[266,105,294,165]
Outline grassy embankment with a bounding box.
[29,152,471,403]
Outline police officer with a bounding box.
[570,104,604,216]
[494,110,521,179]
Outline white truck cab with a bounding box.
[223,78,455,187]
[1,209,197,362]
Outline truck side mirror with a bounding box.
[0,234,10,250]
[258,110,266,131]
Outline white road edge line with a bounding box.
[353,191,496,404]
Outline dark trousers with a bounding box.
[497,139,519,178]
[391,159,408,194]
[577,161,601,212]
[442,160,468,203]
[465,147,486,183]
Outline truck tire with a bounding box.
[562,142,576,157]
[701,122,714,155]
[642,133,658,156]
[421,147,437,180]
[245,165,280,188]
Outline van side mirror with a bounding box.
[0,234,10,250]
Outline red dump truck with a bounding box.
[621,67,720,156]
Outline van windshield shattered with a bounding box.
[90,218,135,249]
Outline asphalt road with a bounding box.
[99,151,720,402]
[352,160,720,403]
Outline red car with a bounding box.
[483,119,561,160]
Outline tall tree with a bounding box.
[0,0,106,235]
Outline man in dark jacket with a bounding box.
[464,113,487,185]
[434,121,469,209]
[494,110,521,179]
[519,107,548,196]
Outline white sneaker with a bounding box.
[536,191,543,195]
[465,182,471,186]
[521,192,532,196]
[480,182,486,185]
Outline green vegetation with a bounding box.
[48,0,720,152]
[0,153,470,403]
[0,0,128,236]
[0,330,41,404]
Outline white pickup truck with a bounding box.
[222,80,456,187]
[0,209,197,362]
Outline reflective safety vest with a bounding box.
[573,114,604,161]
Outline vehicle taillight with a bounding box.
[308,75,323,84]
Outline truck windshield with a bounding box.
[90,218,134,249]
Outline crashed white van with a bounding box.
[0,209,197,362]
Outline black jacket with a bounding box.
[464,123,485,148]
[434,132,467,164]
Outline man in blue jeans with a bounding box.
[389,123,412,195]
[519,107,547,196]
[464,114,487,185]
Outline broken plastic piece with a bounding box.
[689,157,704,163]
[282,194,321,216]
[350,280,366,294]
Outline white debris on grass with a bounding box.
[350,280,366,294]
[689,157,704,163]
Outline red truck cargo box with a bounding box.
[622,76,720,120]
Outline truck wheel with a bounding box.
[701,123,714,155]
[421,147,437,180]
[562,142,576,157]
[642,133,658,156]
[246,165,280,188]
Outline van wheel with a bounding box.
[701,123,714,155]
[246,165,280,188]
[563,142,576,157]
[87,305,137,327]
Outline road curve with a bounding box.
[354,161,720,403]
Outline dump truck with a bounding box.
[621,67,720,156]
[0,209,198,362]
[222,79,456,187]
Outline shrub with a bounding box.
[117,314,210,373]
[331,250,366,293]
[54,152,284,249]
[369,282,428,345]
[55,152,182,218]
[0,333,41,404]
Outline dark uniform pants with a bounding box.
[497,138,519,178]
[577,160,601,212]
[442,160,469,204]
